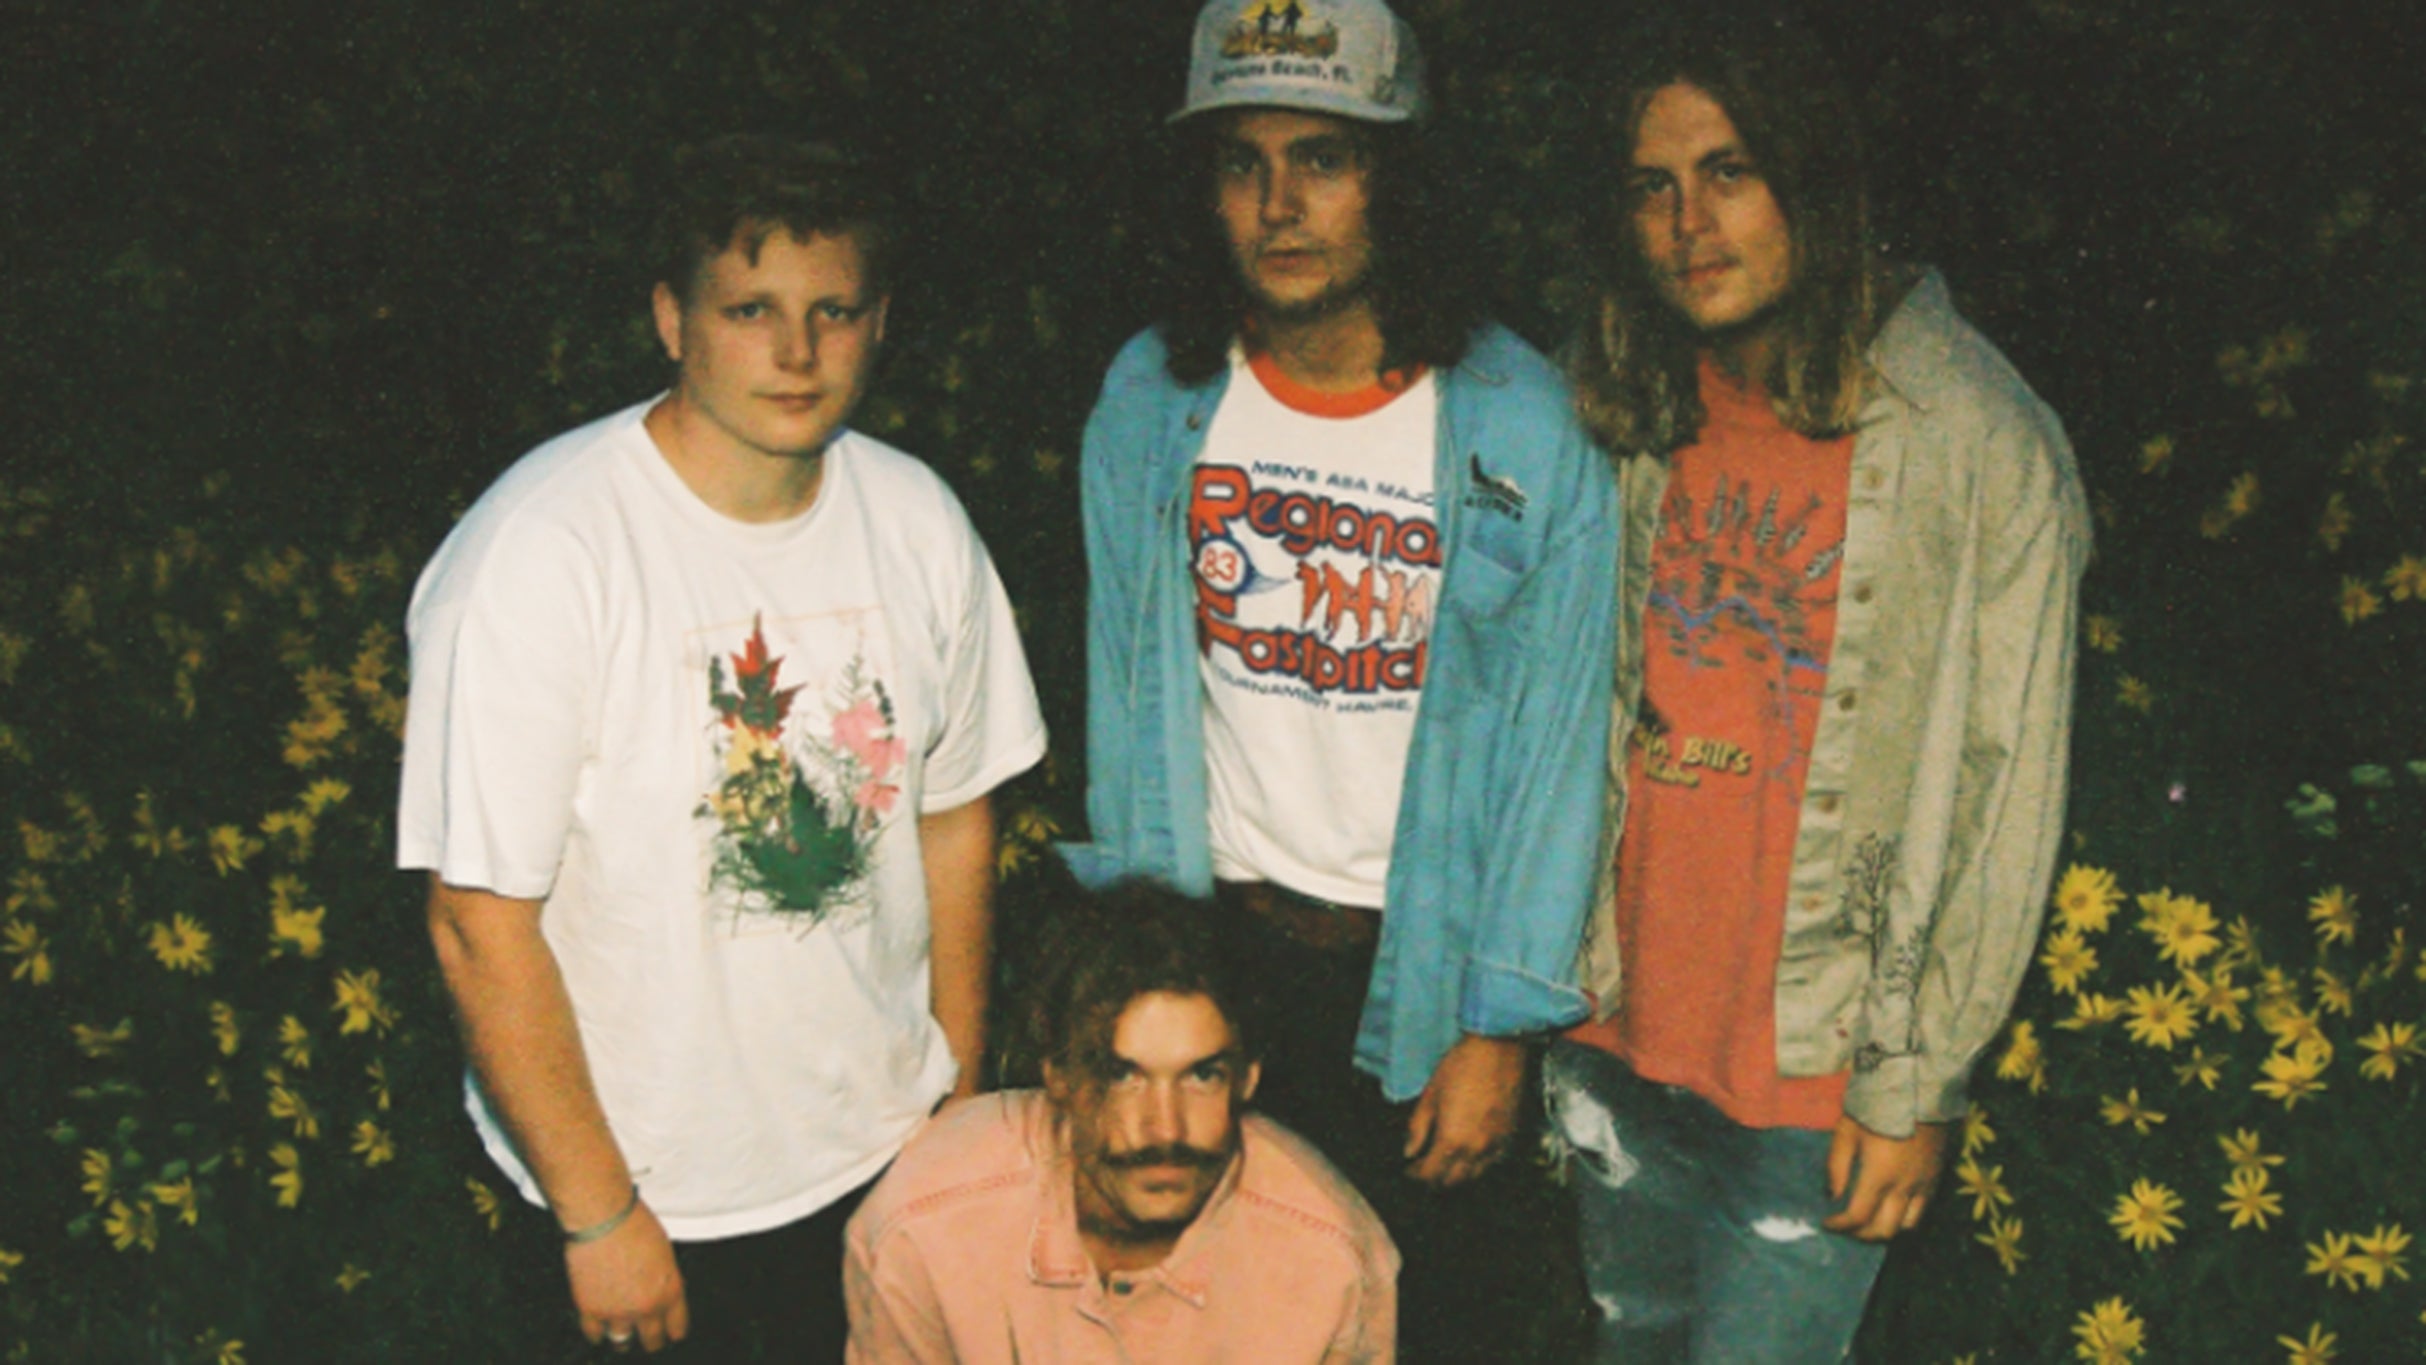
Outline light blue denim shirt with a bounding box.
[1064,323,1620,1102]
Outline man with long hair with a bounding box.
[1062,0,1618,1355]
[402,135,1045,1359]
[843,880,1397,1362]
[1550,6,2090,1359]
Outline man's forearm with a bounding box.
[425,874,632,1228]
[920,797,997,1097]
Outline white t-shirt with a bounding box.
[397,401,1046,1240]
[1191,351,1439,908]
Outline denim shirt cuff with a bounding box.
[1459,962,1592,1039]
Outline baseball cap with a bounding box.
[1171,0,1428,125]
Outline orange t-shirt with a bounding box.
[1567,360,1853,1131]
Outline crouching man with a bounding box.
[845,881,1398,1363]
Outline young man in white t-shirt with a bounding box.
[399,135,1046,1360]
[1066,2,1620,1358]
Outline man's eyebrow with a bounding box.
[1697,143,1753,171]
[1289,133,1361,157]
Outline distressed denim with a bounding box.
[1544,1041,1886,1365]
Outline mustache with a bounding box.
[1103,1144,1228,1171]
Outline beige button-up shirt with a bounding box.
[1580,272,2093,1138]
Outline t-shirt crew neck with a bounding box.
[1245,348,1431,421]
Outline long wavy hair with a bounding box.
[1156,118,1487,387]
[1570,5,1882,456]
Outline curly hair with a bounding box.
[648,133,900,304]
[1569,3,1882,456]
[1016,879,1259,1094]
[1155,118,1487,387]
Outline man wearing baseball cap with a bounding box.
[1063,1,1619,1355]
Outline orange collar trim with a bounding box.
[1246,348,1427,420]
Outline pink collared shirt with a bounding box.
[845,1091,1398,1364]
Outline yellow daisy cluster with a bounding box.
[2071,1296,2148,1362]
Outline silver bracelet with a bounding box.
[561,1183,641,1246]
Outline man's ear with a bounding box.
[869,295,891,349]
[1240,1058,1261,1104]
[651,282,684,363]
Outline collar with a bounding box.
[1862,268,1960,418]
[1027,1126,1251,1311]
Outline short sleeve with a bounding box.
[916,493,1047,813]
[395,516,599,899]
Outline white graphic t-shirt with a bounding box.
[1193,349,1439,908]
[398,402,1046,1239]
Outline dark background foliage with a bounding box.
[4,0,2423,1359]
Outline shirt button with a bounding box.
[1860,467,1884,491]
[1837,690,1859,712]
[1851,583,1874,604]
[1815,794,1841,814]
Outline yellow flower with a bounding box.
[103,1198,158,1253]
[2221,913,2263,968]
[128,791,191,858]
[2357,1020,2423,1080]
[351,1120,395,1168]
[2353,1223,2412,1287]
[1995,1021,2045,1092]
[2305,1230,2365,1291]
[2136,434,2175,475]
[2109,1179,2184,1251]
[206,825,263,876]
[2137,890,2220,966]
[2,919,51,985]
[1954,1157,2012,1220]
[2052,865,2123,934]
[5,867,56,915]
[2316,492,2353,551]
[2123,983,2199,1050]
[1960,1107,1995,1157]
[2218,1165,2282,1230]
[0,1244,23,1285]
[468,1178,503,1232]
[367,1058,392,1112]
[2224,469,2263,515]
[149,1176,199,1227]
[278,1015,312,1070]
[2180,966,2248,1030]
[265,1074,320,1141]
[334,1263,371,1294]
[2099,1089,2166,1135]
[267,1144,303,1208]
[2116,675,2155,713]
[2057,991,2125,1030]
[2083,615,2123,653]
[333,968,399,1035]
[80,1147,114,1206]
[2172,1045,2225,1090]
[2259,993,2326,1052]
[2306,886,2358,946]
[2339,576,2382,625]
[72,1018,134,1059]
[2277,1322,2336,1365]
[2310,967,2352,1017]
[2070,1296,2146,1361]
[2254,1043,2330,1110]
[299,778,352,816]
[268,876,326,960]
[147,914,215,974]
[209,1001,240,1056]
[2220,1130,2284,1183]
[212,1340,246,1365]
[2384,553,2426,602]
[258,808,314,861]
[18,820,63,865]
[2039,929,2098,995]
[1975,1214,2025,1275]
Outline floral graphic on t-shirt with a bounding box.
[699,615,897,924]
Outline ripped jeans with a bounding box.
[1543,1041,1886,1365]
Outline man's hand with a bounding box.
[1404,1035,1529,1188]
[566,1201,689,1352]
[1822,1116,1950,1241]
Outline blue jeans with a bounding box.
[1544,1041,1886,1365]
